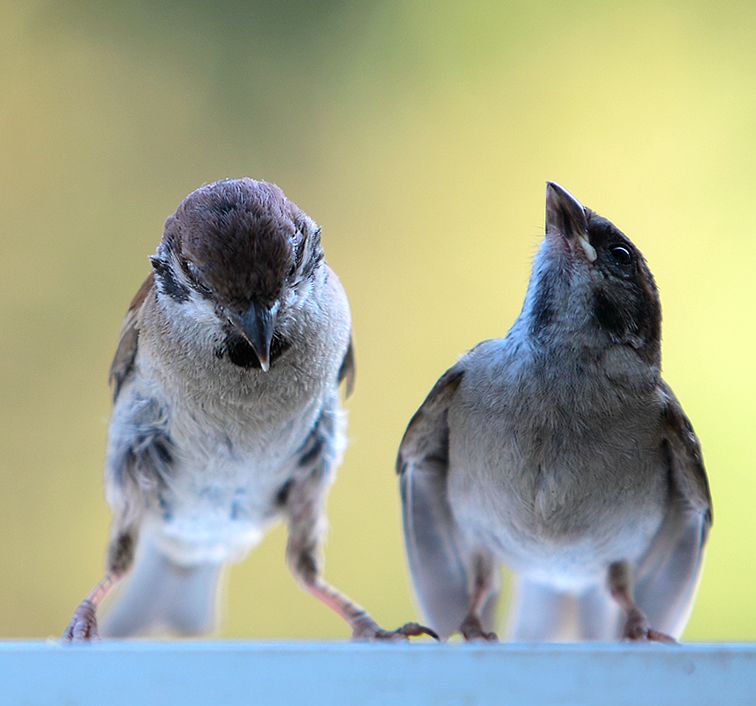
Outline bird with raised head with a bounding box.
[398,182,711,642]
[64,178,434,642]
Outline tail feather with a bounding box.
[101,535,222,638]
[507,577,622,641]
[507,577,576,641]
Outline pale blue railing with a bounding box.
[2,642,754,705]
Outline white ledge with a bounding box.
[2,642,754,705]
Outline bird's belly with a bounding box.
[147,452,295,565]
[448,437,666,590]
[137,390,328,565]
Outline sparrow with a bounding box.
[397,182,712,642]
[64,178,435,641]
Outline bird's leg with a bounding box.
[285,478,438,642]
[459,554,498,642]
[607,561,676,644]
[63,529,136,642]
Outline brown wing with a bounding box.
[659,380,713,525]
[337,336,356,398]
[109,273,154,401]
[397,364,499,639]
[631,380,712,637]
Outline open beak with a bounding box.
[545,181,597,263]
[233,301,279,372]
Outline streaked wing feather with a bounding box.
[398,366,493,638]
[632,381,712,638]
[658,381,713,522]
[109,273,153,401]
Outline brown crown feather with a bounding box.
[163,178,309,309]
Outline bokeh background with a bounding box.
[2,1,754,640]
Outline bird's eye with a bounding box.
[183,260,212,294]
[609,245,632,266]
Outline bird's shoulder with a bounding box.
[656,379,712,525]
[395,336,506,476]
[109,272,155,402]
[450,336,529,400]
[396,360,465,475]
[337,335,356,398]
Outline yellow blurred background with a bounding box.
[1,1,754,640]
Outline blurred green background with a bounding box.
[1,0,754,640]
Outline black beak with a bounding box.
[545,181,596,262]
[236,301,279,372]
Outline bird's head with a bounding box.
[524,182,661,365]
[150,178,324,370]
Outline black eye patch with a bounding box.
[151,257,190,303]
[593,289,628,339]
[181,260,213,297]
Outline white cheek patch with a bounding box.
[578,233,597,262]
[183,291,219,325]
[159,254,220,325]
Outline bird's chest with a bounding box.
[446,382,667,588]
[147,396,321,564]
